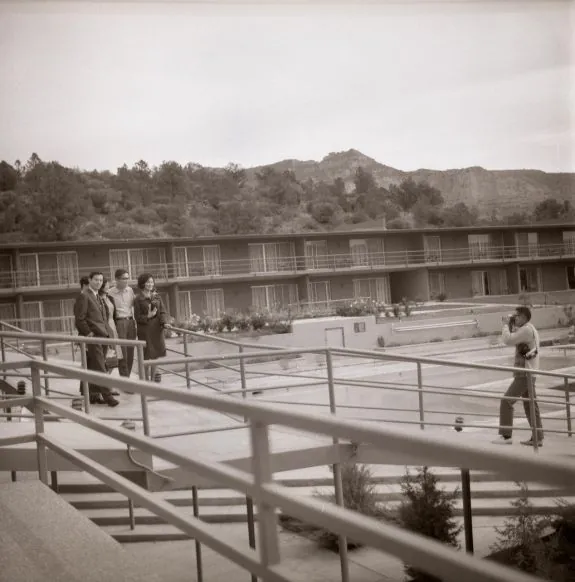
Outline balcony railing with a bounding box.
[0,243,574,291]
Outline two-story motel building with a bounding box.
[0,224,574,333]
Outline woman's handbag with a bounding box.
[105,347,119,370]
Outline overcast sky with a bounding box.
[0,1,573,173]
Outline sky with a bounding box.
[0,0,574,174]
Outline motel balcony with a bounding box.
[0,242,574,293]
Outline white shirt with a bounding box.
[108,285,135,318]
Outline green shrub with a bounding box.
[220,312,237,332]
[399,467,462,582]
[392,304,401,318]
[429,337,443,343]
[437,292,448,302]
[279,464,397,553]
[249,312,267,331]
[488,483,556,579]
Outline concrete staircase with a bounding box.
[53,469,575,543]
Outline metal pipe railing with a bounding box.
[11,357,575,582]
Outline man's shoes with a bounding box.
[89,394,106,405]
[106,396,119,407]
[520,439,543,447]
[491,436,513,445]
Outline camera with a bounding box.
[518,343,538,361]
[508,314,517,328]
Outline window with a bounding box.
[0,255,14,289]
[353,277,391,304]
[428,272,446,298]
[563,231,575,255]
[567,266,575,290]
[307,281,331,311]
[349,238,385,267]
[20,300,76,334]
[0,303,17,324]
[468,234,492,260]
[42,299,76,334]
[174,245,222,278]
[354,322,366,333]
[109,248,167,281]
[21,301,42,333]
[178,289,224,319]
[251,284,298,311]
[516,232,538,258]
[248,242,296,273]
[519,267,542,292]
[471,269,507,296]
[17,252,79,287]
[304,240,329,270]
[424,236,442,262]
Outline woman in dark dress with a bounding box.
[134,273,172,380]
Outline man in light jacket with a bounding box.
[493,306,543,447]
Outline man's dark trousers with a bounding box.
[116,318,136,377]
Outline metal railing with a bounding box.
[0,357,574,582]
[145,327,574,450]
[1,242,574,290]
[0,330,149,432]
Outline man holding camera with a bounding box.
[493,306,543,447]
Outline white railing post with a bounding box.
[31,363,48,485]
[80,343,90,414]
[249,420,280,568]
[326,348,350,582]
[136,344,151,436]
[417,362,425,430]
[183,332,191,390]
[40,338,50,396]
[526,372,539,452]
[239,345,248,423]
[565,377,572,437]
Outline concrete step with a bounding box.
[98,495,575,543]
[61,481,575,511]
[53,469,502,494]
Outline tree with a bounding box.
[353,167,377,194]
[489,483,557,579]
[398,467,462,582]
[389,178,444,212]
[534,198,568,222]
[0,161,18,191]
[440,202,479,227]
[18,161,87,241]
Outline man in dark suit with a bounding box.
[74,271,119,407]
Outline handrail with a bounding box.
[3,357,574,581]
[144,346,575,381]
[1,241,574,291]
[0,330,145,347]
[28,359,575,485]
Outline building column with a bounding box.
[165,243,175,280]
[169,282,180,323]
[15,294,24,325]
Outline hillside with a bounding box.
[249,149,574,216]
[0,151,573,243]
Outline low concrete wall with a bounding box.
[179,305,567,356]
[461,290,575,306]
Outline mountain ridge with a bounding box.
[246,149,574,216]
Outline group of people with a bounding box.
[73,268,545,444]
[73,269,171,406]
